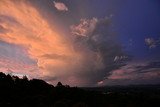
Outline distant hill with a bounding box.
[0,72,160,107]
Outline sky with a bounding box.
[0,0,160,87]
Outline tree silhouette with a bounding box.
[0,72,159,107]
[57,82,63,87]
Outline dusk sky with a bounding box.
[0,0,160,87]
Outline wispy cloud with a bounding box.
[114,56,128,62]
[100,61,160,85]
[145,37,160,48]
[0,41,39,78]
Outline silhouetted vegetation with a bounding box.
[0,72,160,107]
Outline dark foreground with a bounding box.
[0,72,160,107]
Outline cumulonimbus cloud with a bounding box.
[0,0,128,86]
[70,17,129,86]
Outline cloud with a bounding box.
[71,18,98,37]
[0,0,128,86]
[101,61,160,85]
[132,61,160,73]
[114,56,128,62]
[0,25,8,34]
[70,17,129,86]
[0,0,76,82]
[0,41,38,78]
[41,53,69,60]
[53,1,68,11]
[145,37,160,48]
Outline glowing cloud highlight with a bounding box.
[0,0,78,82]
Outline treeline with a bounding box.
[0,72,160,107]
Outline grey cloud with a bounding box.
[0,15,19,24]
[41,54,70,60]
[105,77,160,86]
[0,25,8,34]
[114,56,129,62]
[103,61,160,85]
[145,37,160,48]
[0,15,23,34]
[0,15,21,27]
[70,17,130,86]
[40,75,57,82]
[133,61,160,73]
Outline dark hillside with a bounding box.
[0,72,160,107]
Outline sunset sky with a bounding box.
[0,0,160,86]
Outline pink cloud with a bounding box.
[53,1,68,11]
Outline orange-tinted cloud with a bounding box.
[0,0,79,79]
[0,0,104,86]
[0,0,127,86]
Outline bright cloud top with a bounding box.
[71,18,98,37]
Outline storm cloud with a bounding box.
[70,17,129,86]
[0,0,129,86]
